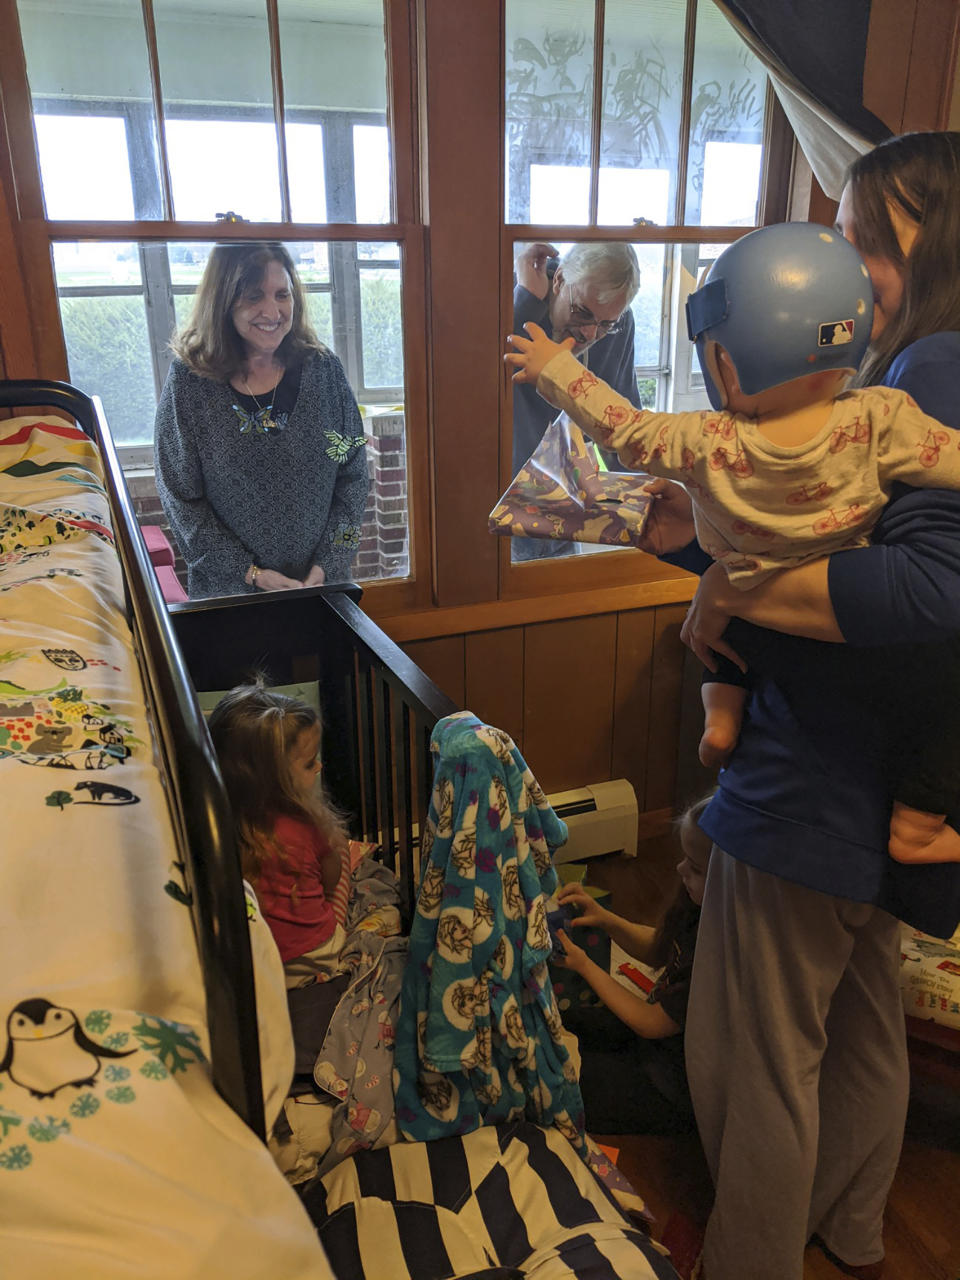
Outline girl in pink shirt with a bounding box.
[210,681,348,987]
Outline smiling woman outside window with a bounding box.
[13,0,412,589]
[153,241,370,599]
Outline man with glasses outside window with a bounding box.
[512,241,642,560]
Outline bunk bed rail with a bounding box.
[0,379,266,1139]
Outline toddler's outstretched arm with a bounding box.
[504,321,574,384]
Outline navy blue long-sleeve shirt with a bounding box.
[701,333,960,938]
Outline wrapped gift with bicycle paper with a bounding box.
[488,412,652,547]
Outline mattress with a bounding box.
[0,415,332,1277]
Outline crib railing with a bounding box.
[320,591,458,923]
[0,379,267,1140]
[170,587,459,927]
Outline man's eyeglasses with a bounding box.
[568,304,623,337]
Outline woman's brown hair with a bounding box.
[647,790,715,971]
[207,678,349,886]
[172,242,325,381]
[846,131,960,387]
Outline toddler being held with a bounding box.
[506,222,960,867]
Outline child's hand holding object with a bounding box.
[557,882,609,930]
[553,928,588,973]
[504,321,574,385]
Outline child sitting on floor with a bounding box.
[506,220,960,867]
[553,793,714,1135]
[209,680,349,987]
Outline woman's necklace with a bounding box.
[242,370,283,434]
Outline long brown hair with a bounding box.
[846,131,960,387]
[647,790,715,971]
[172,242,325,381]
[207,679,349,885]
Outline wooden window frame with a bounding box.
[0,0,429,616]
[496,0,795,604]
[1,0,796,621]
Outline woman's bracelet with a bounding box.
[248,564,261,587]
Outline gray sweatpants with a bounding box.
[685,848,908,1280]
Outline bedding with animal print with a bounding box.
[1,416,333,1279]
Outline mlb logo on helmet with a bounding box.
[818,320,855,347]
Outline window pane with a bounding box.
[599,0,686,226]
[663,241,716,413]
[359,266,402,389]
[53,244,156,446]
[153,0,280,221]
[18,0,163,219]
[304,291,334,350]
[280,0,390,223]
[288,241,330,286]
[286,123,327,223]
[53,240,142,289]
[34,116,135,220]
[630,243,666,370]
[168,242,215,286]
[685,1,766,226]
[505,0,596,224]
[171,293,189,336]
[353,124,390,224]
[164,119,281,222]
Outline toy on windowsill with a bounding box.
[506,219,960,870]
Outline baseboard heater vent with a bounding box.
[547,779,639,864]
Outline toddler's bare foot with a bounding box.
[699,726,736,769]
[889,810,960,864]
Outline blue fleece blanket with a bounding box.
[394,712,587,1156]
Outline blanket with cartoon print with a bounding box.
[0,416,332,1277]
[392,711,587,1156]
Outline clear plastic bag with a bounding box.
[489,412,651,547]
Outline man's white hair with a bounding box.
[560,242,641,305]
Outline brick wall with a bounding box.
[126,410,409,589]
[357,409,409,581]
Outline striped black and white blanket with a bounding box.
[298,1120,679,1279]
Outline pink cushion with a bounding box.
[154,563,188,603]
[140,523,175,567]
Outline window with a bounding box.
[505,0,776,565]
[16,0,414,590]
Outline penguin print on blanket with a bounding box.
[0,999,135,1099]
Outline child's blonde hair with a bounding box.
[647,789,716,970]
[208,679,350,884]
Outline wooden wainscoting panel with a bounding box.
[522,614,618,793]
[465,627,524,749]
[611,608,656,817]
[402,635,465,708]
[643,604,688,813]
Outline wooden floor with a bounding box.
[576,840,960,1280]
